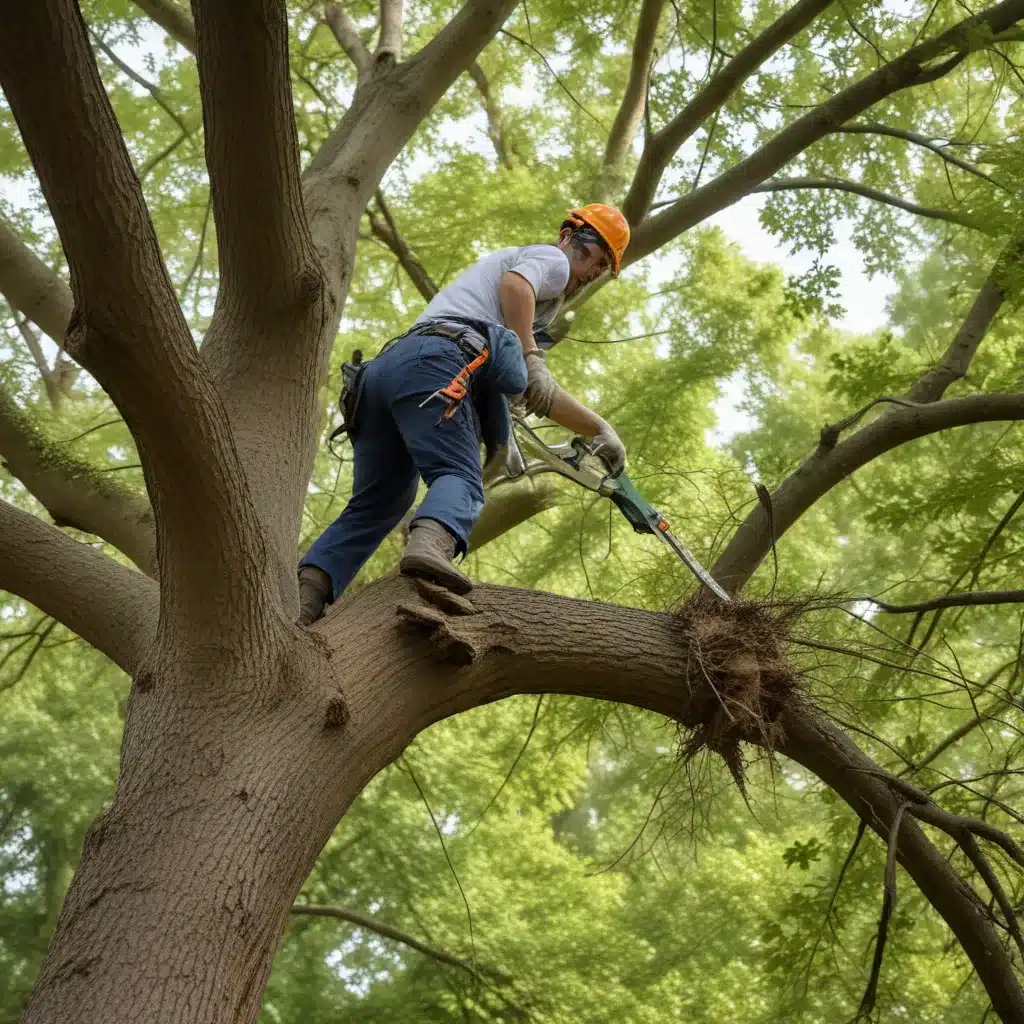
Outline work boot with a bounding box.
[399,519,473,595]
[298,565,332,625]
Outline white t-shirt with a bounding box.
[414,244,570,333]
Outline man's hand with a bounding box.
[524,350,557,417]
[591,419,626,477]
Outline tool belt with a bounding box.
[328,318,490,444]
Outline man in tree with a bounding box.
[297,203,631,624]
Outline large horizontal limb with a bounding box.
[622,0,837,224]
[627,0,1024,265]
[0,499,157,674]
[317,575,1024,1020]
[0,0,272,641]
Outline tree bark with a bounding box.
[23,576,1024,1021]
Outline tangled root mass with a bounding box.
[675,596,803,794]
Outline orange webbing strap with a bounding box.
[436,348,489,419]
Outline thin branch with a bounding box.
[865,589,1024,614]
[749,176,993,233]
[856,803,906,1020]
[404,761,478,978]
[601,0,665,200]
[93,38,193,139]
[834,121,1011,191]
[290,904,507,982]
[366,192,438,301]
[960,833,1024,965]
[467,695,544,835]
[468,61,514,169]
[500,29,607,131]
[622,0,837,223]
[138,127,190,180]
[628,0,1024,265]
[8,307,65,408]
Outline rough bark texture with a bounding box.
[2,0,1023,1021]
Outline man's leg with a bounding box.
[298,377,418,622]
[391,380,486,594]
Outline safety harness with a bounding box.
[328,318,492,445]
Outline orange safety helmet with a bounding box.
[565,203,630,275]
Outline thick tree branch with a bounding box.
[834,122,1009,190]
[600,0,665,201]
[468,61,514,169]
[622,0,837,225]
[748,176,992,233]
[711,393,1024,592]
[290,903,500,981]
[627,0,1024,266]
[0,499,157,674]
[366,192,438,301]
[711,227,1024,593]
[190,0,322,318]
[778,710,1024,1023]
[131,0,196,51]
[0,389,157,575]
[375,0,404,67]
[0,0,271,641]
[0,218,73,343]
[317,575,1024,1021]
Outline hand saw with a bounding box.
[510,414,730,602]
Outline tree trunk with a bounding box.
[22,630,361,1024]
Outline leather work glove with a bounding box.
[591,419,626,477]
[523,350,557,418]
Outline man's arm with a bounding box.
[499,271,539,354]
[498,272,625,474]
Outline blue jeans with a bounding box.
[301,335,486,600]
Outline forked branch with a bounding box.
[627,0,1024,265]
[622,0,837,224]
[0,1,270,640]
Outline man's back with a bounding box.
[415,244,569,331]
